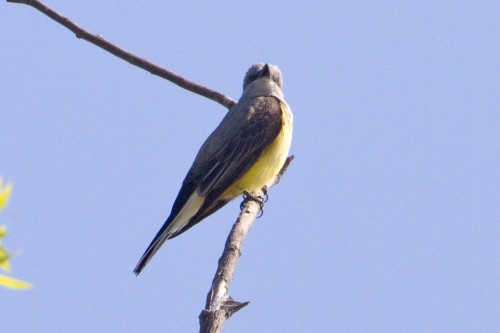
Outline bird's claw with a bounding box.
[241,190,265,218]
[262,185,269,203]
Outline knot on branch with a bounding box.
[199,296,249,333]
[221,296,250,317]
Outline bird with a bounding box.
[134,63,293,274]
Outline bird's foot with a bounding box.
[241,190,265,218]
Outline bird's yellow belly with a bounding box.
[225,109,292,198]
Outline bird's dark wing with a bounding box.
[170,96,283,237]
[133,96,283,274]
[199,96,283,196]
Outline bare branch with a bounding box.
[199,156,294,333]
[7,0,236,109]
[199,194,260,333]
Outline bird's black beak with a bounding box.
[259,63,271,78]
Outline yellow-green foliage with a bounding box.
[0,178,32,290]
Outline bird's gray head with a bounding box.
[243,63,283,91]
[242,63,284,99]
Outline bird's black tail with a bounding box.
[134,220,174,275]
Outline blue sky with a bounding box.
[2,1,499,332]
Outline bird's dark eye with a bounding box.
[243,72,259,89]
[247,73,259,83]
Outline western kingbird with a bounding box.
[134,63,293,274]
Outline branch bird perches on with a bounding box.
[199,156,294,333]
